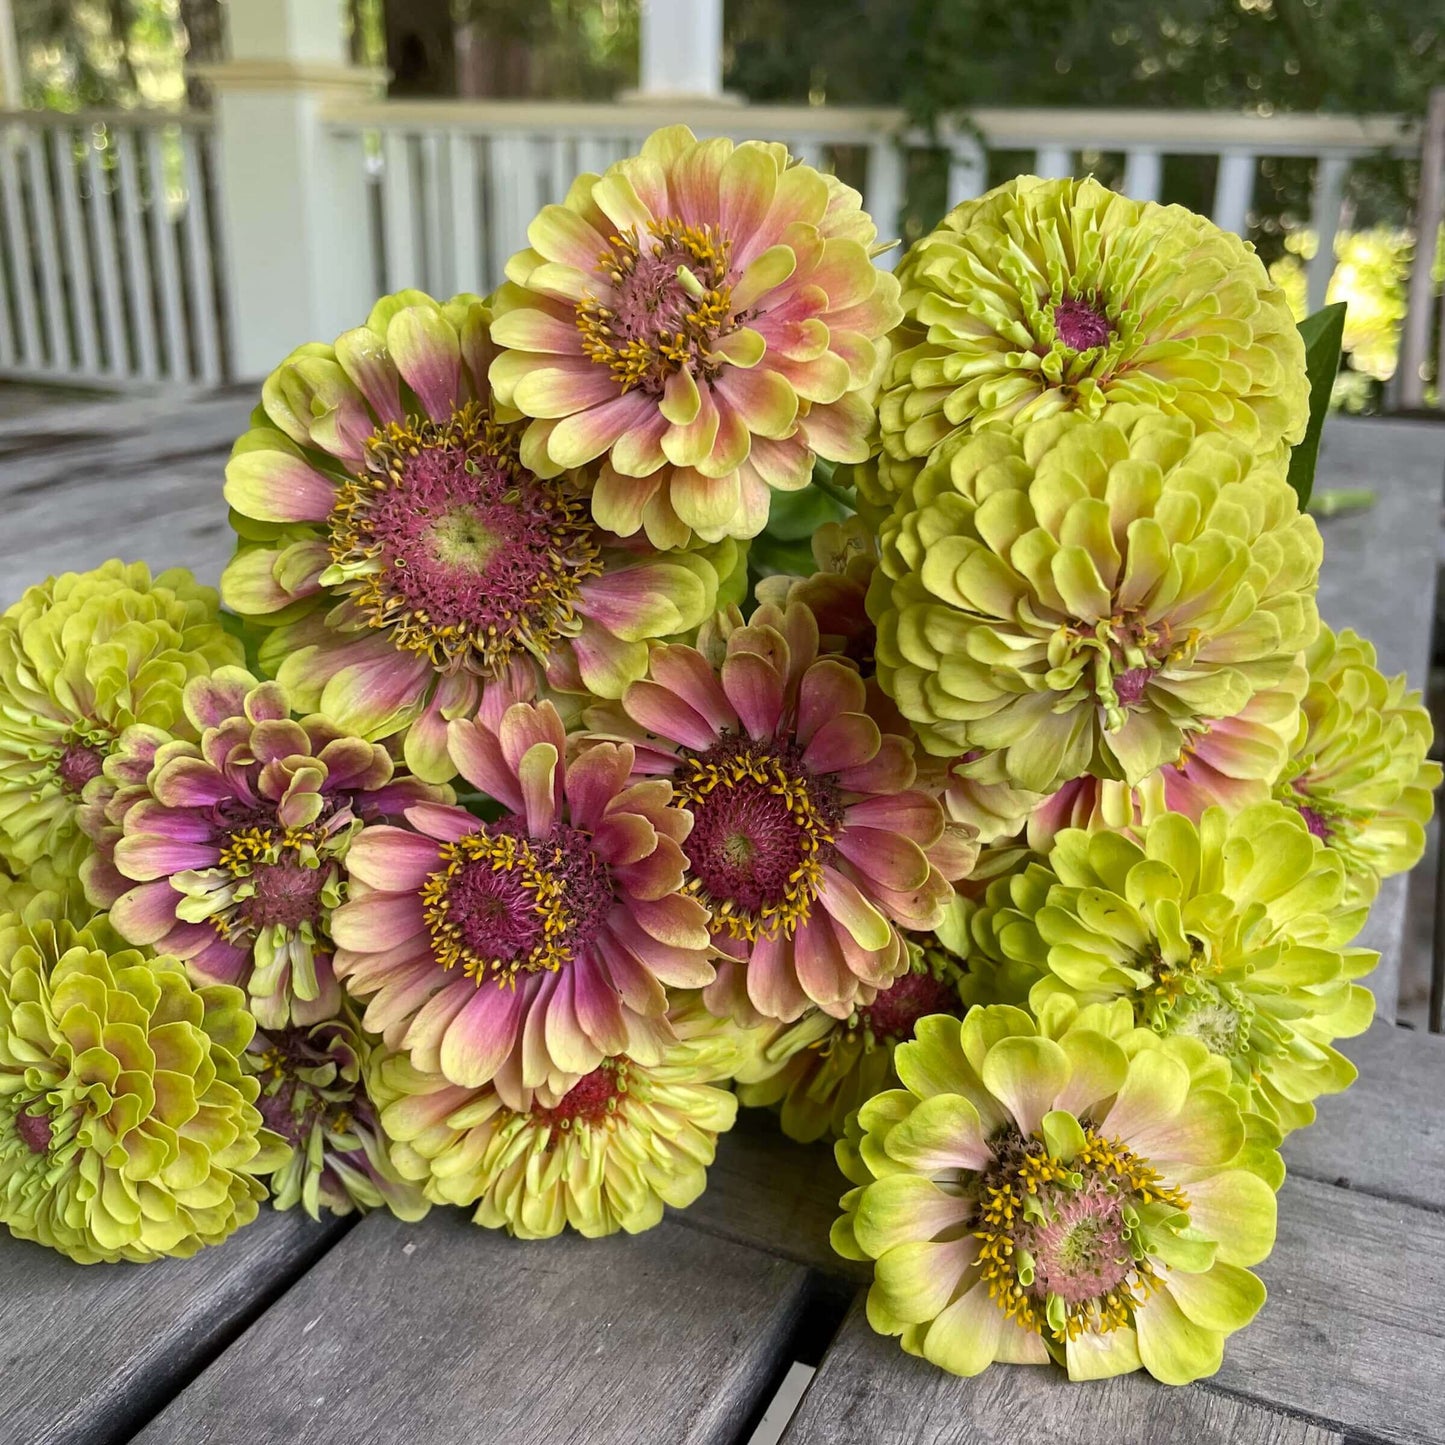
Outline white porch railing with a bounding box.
[321,101,1420,317]
[0,110,225,388]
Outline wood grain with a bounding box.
[132,1211,810,1445]
[0,1207,347,1445]
[780,1299,1342,1445]
[1285,1022,1445,1213]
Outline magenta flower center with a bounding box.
[1112,666,1153,707]
[16,1106,51,1154]
[56,739,106,797]
[534,1060,628,1130]
[857,967,960,1042]
[976,1126,1190,1340]
[327,404,602,675]
[422,819,614,983]
[577,220,736,394]
[251,1033,361,1145]
[243,857,327,930]
[1052,297,1115,352]
[675,733,841,940]
[1298,803,1332,842]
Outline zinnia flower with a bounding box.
[85,669,438,1030]
[869,410,1322,791]
[488,125,902,547]
[736,935,969,1142]
[371,992,749,1238]
[222,290,738,783]
[599,600,956,1023]
[832,998,1280,1382]
[875,175,1308,498]
[1027,663,1308,851]
[246,1013,429,1221]
[0,913,284,1263]
[970,804,1375,1133]
[0,562,242,876]
[1275,624,1440,902]
[330,699,713,1102]
[0,861,94,929]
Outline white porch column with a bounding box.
[633,0,727,101]
[196,0,383,380]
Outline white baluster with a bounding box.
[1306,155,1349,314]
[947,133,986,205]
[146,127,190,381]
[1033,145,1072,179]
[84,131,128,377]
[447,131,482,295]
[1122,148,1163,203]
[179,128,222,386]
[381,130,421,292]
[863,136,904,255]
[52,126,100,377]
[1212,152,1256,236]
[420,131,447,296]
[0,126,43,369]
[115,128,160,381]
[25,129,69,370]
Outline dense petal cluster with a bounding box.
[875,176,1308,498]
[222,290,739,783]
[600,600,956,1024]
[870,411,1322,791]
[84,669,438,1029]
[372,993,750,1238]
[736,934,969,1142]
[246,1013,428,1220]
[1275,625,1440,902]
[490,125,901,546]
[331,700,713,1104]
[833,1000,1279,1382]
[0,913,283,1262]
[0,562,242,876]
[969,804,1374,1133]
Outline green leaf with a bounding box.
[1287,302,1346,508]
[762,479,850,542]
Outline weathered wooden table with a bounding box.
[1,397,1442,1445]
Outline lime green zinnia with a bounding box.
[370,994,755,1239]
[869,410,1322,791]
[1275,624,1440,903]
[0,562,242,877]
[875,175,1308,499]
[0,913,285,1263]
[832,998,1280,1383]
[971,803,1375,1133]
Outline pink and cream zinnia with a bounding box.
[83,669,437,1029]
[221,290,734,784]
[329,700,714,1104]
[488,125,902,548]
[597,601,958,1024]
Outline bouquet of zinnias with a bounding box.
[1,127,1435,1387]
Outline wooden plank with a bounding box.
[24,127,70,371]
[0,125,44,369]
[84,132,130,378]
[51,125,101,376]
[1285,1022,1445,1212]
[781,1299,1341,1445]
[1312,416,1443,1015]
[145,128,191,383]
[178,130,223,386]
[0,1209,347,1445]
[1215,1177,1445,1444]
[132,1212,809,1445]
[114,128,160,382]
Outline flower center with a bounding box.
[1298,803,1332,842]
[1168,983,1253,1060]
[421,819,614,984]
[1111,666,1153,707]
[674,733,842,940]
[1052,297,1115,352]
[533,1059,630,1132]
[15,1106,51,1154]
[55,737,107,797]
[577,220,736,394]
[857,966,960,1042]
[326,404,602,675]
[212,825,336,940]
[977,1126,1189,1342]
